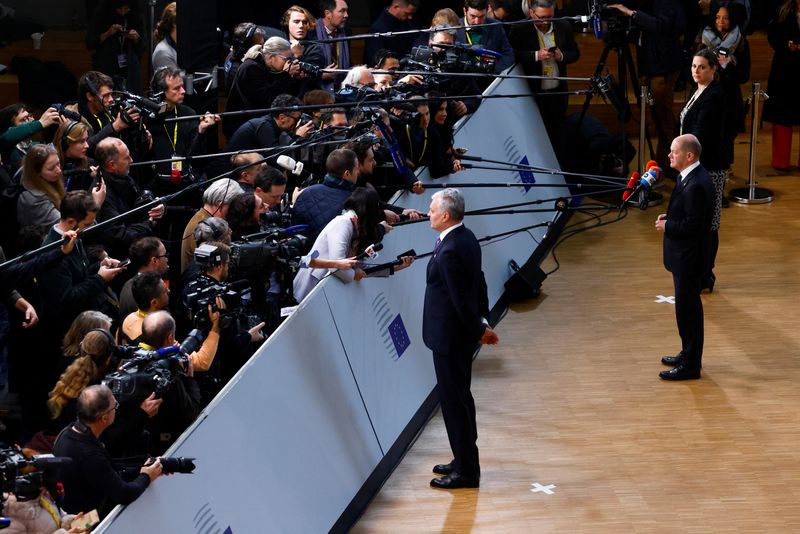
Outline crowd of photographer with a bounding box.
[0,0,793,528]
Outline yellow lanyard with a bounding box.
[536,27,557,77]
[164,107,178,152]
[39,496,61,529]
[92,111,112,131]
[466,30,474,45]
[405,124,427,164]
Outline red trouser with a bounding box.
[771,123,799,169]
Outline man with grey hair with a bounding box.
[224,36,306,138]
[423,188,498,489]
[340,65,374,90]
[655,134,714,380]
[180,178,244,272]
[53,384,163,515]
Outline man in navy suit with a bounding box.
[655,134,715,380]
[423,188,498,489]
[457,0,515,74]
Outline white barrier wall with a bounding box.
[98,66,571,533]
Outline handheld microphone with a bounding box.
[356,242,383,261]
[621,171,640,202]
[628,169,659,202]
[362,248,416,274]
[276,155,315,184]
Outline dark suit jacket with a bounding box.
[456,17,515,73]
[365,9,417,66]
[680,81,728,172]
[423,225,489,354]
[509,19,580,92]
[663,164,715,277]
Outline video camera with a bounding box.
[184,276,251,330]
[0,446,71,510]
[588,0,635,43]
[102,333,201,403]
[406,43,498,75]
[108,91,163,127]
[229,232,309,280]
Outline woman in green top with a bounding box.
[0,104,63,171]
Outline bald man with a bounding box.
[655,134,715,380]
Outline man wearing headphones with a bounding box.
[146,66,221,195]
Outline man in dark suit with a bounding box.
[364,0,420,66]
[423,188,498,489]
[655,134,715,380]
[509,0,580,162]
[456,0,516,73]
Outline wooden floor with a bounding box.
[352,133,800,532]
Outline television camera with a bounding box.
[102,330,203,404]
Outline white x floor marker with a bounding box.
[655,295,675,304]
[531,482,556,495]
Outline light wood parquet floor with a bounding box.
[352,133,800,532]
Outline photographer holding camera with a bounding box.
[67,71,146,154]
[224,37,309,139]
[52,384,164,517]
[180,244,266,390]
[147,66,221,194]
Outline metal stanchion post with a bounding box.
[729,82,773,204]
[638,85,647,172]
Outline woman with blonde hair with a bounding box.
[17,145,65,231]
[48,329,116,427]
[53,121,104,195]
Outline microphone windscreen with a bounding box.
[622,172,640,201]
[645,160,659,172]
[276,155,296,172]
[170,169,182,186]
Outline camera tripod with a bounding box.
[578,35,664,207]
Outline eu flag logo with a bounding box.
[388,314,410,359]
[517,155,537,193]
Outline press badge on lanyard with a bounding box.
[171,156,183,173]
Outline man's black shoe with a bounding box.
[659,365,701,381]
[433,461,455,475]
[430,472,480,489]
[661,353,684,366]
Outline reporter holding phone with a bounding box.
[509,0,580,163]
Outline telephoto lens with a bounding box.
[159,457,196,474]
